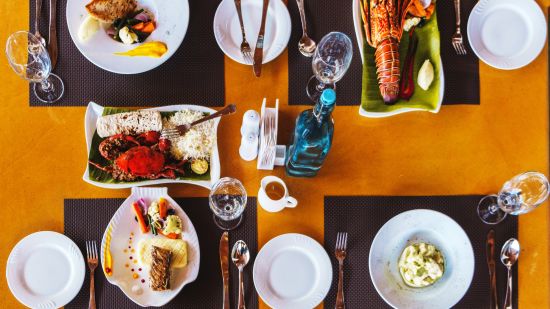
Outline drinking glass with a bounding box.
[5,31,64,103]
[306,32,353,101]
[209,177,247,230]
[478,172,549,224]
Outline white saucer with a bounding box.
[213,0,291,65]
[467,0,547,70]
[6,231,85,308]
[369,210,474,309]
[253,233,332,309]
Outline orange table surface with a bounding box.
[1,0,550,308]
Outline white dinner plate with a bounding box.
[6,231,85,308]
[369,209,474,309]
[467,0,547,70]
[83,102,221,189]
[213,0,291,65]
[352,0,445,118]
[253,233,332,309]
[66,0,189,74]
[101,187,200,307]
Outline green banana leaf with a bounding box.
[361,11,442,113]
[88,107,211,184]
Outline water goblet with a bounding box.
[5,31,64,103]
[209,177,247,230]
[478,171,549,224]
[306,31,353,101]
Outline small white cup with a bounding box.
[258,176,298,213]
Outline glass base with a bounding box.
[306,75,335,102]
[477,194,508,225]
[34,73,64,103]
[213,213,243,231]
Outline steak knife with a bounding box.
[252,0,269,77]
[219,232,230,309]
[48,0,58,69]
[486,229,498,309]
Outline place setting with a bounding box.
[3,0,550,307]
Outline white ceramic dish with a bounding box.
[83,101,221,189]
[253,233,332,309]
[213,0,291,65]
[467,0,547,70]
[352,0,445,118]
[6,231,85,309]
[66,0,189,74]
[100,187,200,307]
[369,209,474,309]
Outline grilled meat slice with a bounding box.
[149,246,172,291]
[85,0,137,23]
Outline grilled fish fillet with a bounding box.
[85,0,137,23]
[150,246,172,291]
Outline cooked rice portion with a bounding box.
[163,110,215,160]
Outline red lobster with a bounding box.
[360,0,414,104]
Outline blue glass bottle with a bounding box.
[285,89,336,177]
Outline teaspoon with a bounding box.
[296,0,316,57]
[500,238,520,309]
[231,240,250,309]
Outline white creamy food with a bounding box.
[163,110,215,160]
[398,242,444,287]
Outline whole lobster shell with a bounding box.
[360,0,414,104]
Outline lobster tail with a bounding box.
[375,38,400,104]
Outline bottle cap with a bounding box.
[320,89,336,105]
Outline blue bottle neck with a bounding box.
[313,101,335,121]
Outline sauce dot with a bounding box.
[141,279,145,283]
[131,249,135,253]
[125,264,129,268]
[131,268,134,272]
[123,249,127,253]
[133,273,139,279]
[138,268,142,271]
[133,260,138,264]
[128,246,131,249]
[130,232,134,236]
[129,256,133,259]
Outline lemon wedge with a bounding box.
[417,59,434,91]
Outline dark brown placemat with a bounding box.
[287,0,480,106]
[64,197,258,308]
[30,0,225,107]
[324,195,517,308]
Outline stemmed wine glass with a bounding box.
[209,177,247,230]
[5,31,64,103]
[306,31,353,101]
[478,171,549,224]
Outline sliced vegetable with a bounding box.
[132,22,145,31]
[158,198,168,219]
[132,202,149,233]
[141,22,156,33]
[158,229,179,239]
[148,214,157,236]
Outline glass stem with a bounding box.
[40,78,54,92]
[488,203,500,215]
[316,82,325,92]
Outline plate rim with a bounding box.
[466,0,547,70]
[82,101,221,189]
[65,0,190,74]
[368,209,475,309]
[252,233,333,309]
[100,186,201,307]
[213,0,291,65]
[352,0,445,118]
[6,231,86,309]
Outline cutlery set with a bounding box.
[486,230,521,309]
[219,232,251,309]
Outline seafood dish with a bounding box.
[359,0,438,104]
[87,105,217,186]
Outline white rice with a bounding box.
[163,110,215,160]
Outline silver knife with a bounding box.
[219,232,230,309]
[252,0,269,77]
[48,0,58,69]
[486,229,498,309]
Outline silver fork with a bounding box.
[335,232,348,309]
[86,241,98,309]
[452,0,467,55]
[234,0,253,64]
[161,104,236,139]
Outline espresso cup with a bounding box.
[258,176,298,213]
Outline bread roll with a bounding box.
[96,110,163,137]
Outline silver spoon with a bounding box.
[231,240,250,309]
[501,238,520,309]
[296,0,316,57]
